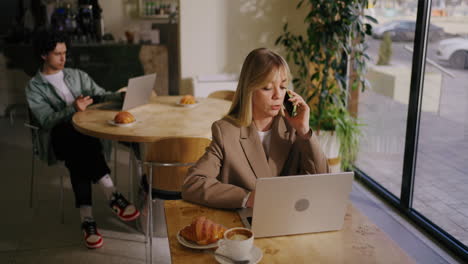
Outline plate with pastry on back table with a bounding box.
[176,95,199,108]
[108,111,136,127]
[107,119,136,127]
[177,216,226,249]
[175,101,200,108]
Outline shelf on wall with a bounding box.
[138,0,178,20]
[140,14,170,19]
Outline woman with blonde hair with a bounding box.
[182,48,329,209]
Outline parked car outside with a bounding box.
[436,37,468,69]
[372,20,445,42]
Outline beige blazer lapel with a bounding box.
[239,124,271,178]
[268,116,292,176]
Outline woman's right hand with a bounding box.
[283,90,310,137]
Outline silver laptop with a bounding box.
[96,73,157,110]
[238,172,354,238]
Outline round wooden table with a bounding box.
[72,96,231,142]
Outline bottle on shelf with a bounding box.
[154,1,161,15]
[145,1,152,16]
[160,1,165,15]
[64,4,77,34]
[141,0,178,18]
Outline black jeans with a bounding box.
[51,122,110,208]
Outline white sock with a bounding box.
[80,206,94,222]
[98,174,116,200]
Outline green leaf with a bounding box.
[310,72,320,81]
[275,36,282,46]
[365,24,373,35]
[296,0,305,9]
[305,12,314,23]
[364,15,378,24]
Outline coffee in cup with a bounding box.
[218,227,254,261]
[225,228,253,241]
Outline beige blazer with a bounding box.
[181,116,330,209]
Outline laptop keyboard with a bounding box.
[93,102,123,110]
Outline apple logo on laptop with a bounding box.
[295,198,310,212]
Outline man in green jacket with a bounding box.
[25,30,139,249]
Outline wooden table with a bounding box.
[72,96,231,142]
[164,200,415,264]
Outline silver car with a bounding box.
[372,20,445,42]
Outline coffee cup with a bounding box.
[218,227,254,261]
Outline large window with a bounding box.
[355,0,468,260]
[356,1,420,198]
[414,0,468,249]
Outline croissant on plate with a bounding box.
[180,95,196,104]
[114,111,135,124]
[180,216,226,245]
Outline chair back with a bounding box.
[192,74,238,97]
[145,137,211,193]
[24,108,41,156]
[208,90,235,101]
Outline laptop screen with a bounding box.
[238,172,354,238]
[122,73,157,110]
[91,73,157,111]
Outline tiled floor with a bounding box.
[0,113,464,263]
[0,115,170,264]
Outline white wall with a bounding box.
[179,0,307,94]
[101,0,308,94]
[101,0,148,42]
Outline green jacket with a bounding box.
[25,68,122,165]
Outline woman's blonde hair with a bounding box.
[226,48,291,127]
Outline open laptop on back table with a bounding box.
[238,172,354,238]
[94,73,157,110]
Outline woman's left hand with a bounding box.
[284,90,310,137]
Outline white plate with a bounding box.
[175,101,200,108]
[214,245,263,264]
[176,230,219,249]
[107,119,136,127]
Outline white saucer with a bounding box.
[214,245,262,264]
[176,230,219,249]
[107,119,136,127]
[175,101,200,108]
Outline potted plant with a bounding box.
[276,0,376,171]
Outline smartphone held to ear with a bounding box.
[283,91,296,117]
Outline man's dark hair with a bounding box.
[33,30,70,59]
